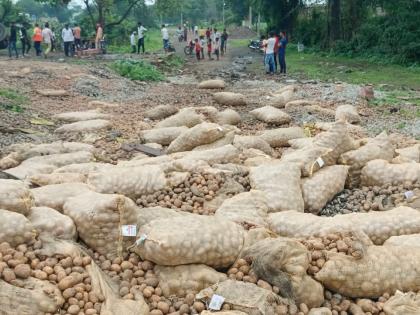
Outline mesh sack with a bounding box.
[193,131,235,151]
[53,162,114,174]
[215,109,241,125]
[249,162,304,212]
[55,119,111,133]
[335,105,361,124]
[23,151,94,168]
[155,264,227,297]
[250,106,291,125]
[288,138,314,149]
[284,99,319,109]
[383,291,420,315]
[302,165,349,214]
[213,92,246,106]
[242,238,324,308]
[384,234,420,248]
[144,104,178,120]
[281,146,331,177]
[63,191,139,259]
[53,110,110,122]
[4,162,56,180]
[393,144,420,163]
[133,215,245,268]
[269,206,420,245]
[198,79,226,89]
[166,123,226,153]
[233,135,273,155]
[32,183,92,211]
[259,127,305,148]
[361,160,420,186]
[179,144,240,165]
[136,207,191,228]
[215,190,269,227]
[0,179,33,215]
[0,209,35,246]
[268,89,295,108]
[156,108,203,128]
[140,126,188,146]
[28,172,87,186]
[27,206,77,240]
[0,152,20,170]
[315,244,420,298]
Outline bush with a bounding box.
[110,59,164,81]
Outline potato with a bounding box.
[58,274,83,290]
[14,264,31,279]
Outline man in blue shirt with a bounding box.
[278,31,288,74]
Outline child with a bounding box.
[207,37,212,60]
[130,31,136,53]
[200,36,205,59]
[214,37,220,61]
[194,38,201,61]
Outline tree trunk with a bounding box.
[328,0,341,44]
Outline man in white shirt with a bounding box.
[61,24,74,57]
[137,22,147,54]
[161,24,169,52]
[264,31,276,74]
[41,22,53,58]
[130,31,136,53]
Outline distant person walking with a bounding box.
[278,31,288,74]
[194,25,198,37]
[41,22,53,58]
[221,28,228,55]
[214,37,220,61]
[137,22,147,54]
[62,24,74,57]
[161,24,169,52]
[207,37,212,60]
[73,24,81,50]
[264,31,276,74]
[19,25,31,56]
[95,23,103,50]
[8,23,19,59]
[130,31,136,53]
[32,23,42,56]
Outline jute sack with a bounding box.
[259,127,305,148]
[281,145,331,177]
[213,92,246,106]
[29,172,87,186]
[154,264,227,297]
[32,183,91,212]
[250,106,291,125]
[215,109,241,125]
[268,89,295,108]
[242,238,324,308]
[215,190,269,227]
[284,99,319,109]
[335,105,361,124]
[302,165,349,214]
[249,162,304,213]
[156,108,203,128]
[53,162,114,174]
[196,279,288,315]
[361,159,420,186]
[288,138,314,149]
[383,291,420,315]
[393,144,420,163]
[0,209,35,246]
[233,135,273,155]
[63,191,139,259]
[269,206,420,245]
[55,119,111,133]
[198,79,226,89]
[0,179,33,215]
[87,165,167,198]
[144,104,178,120]
[166,123,226,153]
[315,244,420,298]
[0,277,64,314]
[27,206,77,240]
[53,110,111,122]
[0,152,20,170]
[140,126,188,146]
[133,215,245,268]
[192,131,235,151]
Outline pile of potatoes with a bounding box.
[320,183,418,216]
[0,240,102,315]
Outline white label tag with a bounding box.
[405,191,414,199]
[316,157,325,168]
[209,294,225,310]
[121,225,137,237]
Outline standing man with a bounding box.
[161,24,169,52]
[194,25,198,38]
[95,23,103,50]
[19,25,31,56]
[62,24,74,57]
[137,22,147,54]
[8,23,18,59]
[73,23,81,50]
[278,31,288,74]
[41,22,53,58]
[183,24,188,42]
[221,28,228,55]
[264,31,276,75]
[32,23,42,56]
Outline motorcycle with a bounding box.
[184,40,194,56]
[249,39,264,53]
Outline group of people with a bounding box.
[262,31,288,75]
[192,28,228,61]
[7,22,103,59]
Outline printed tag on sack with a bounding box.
[316,157,325,168]
[209,294,225,310]
[405,191,414,199]
[121,225,137,237]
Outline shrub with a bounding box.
[110,59,164,81]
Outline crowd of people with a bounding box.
[6,22,103,59]
[262,31,288,75]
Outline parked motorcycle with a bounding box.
[249,39,264,53]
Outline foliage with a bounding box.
[110,59,164,81]
[0,88,28,112]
